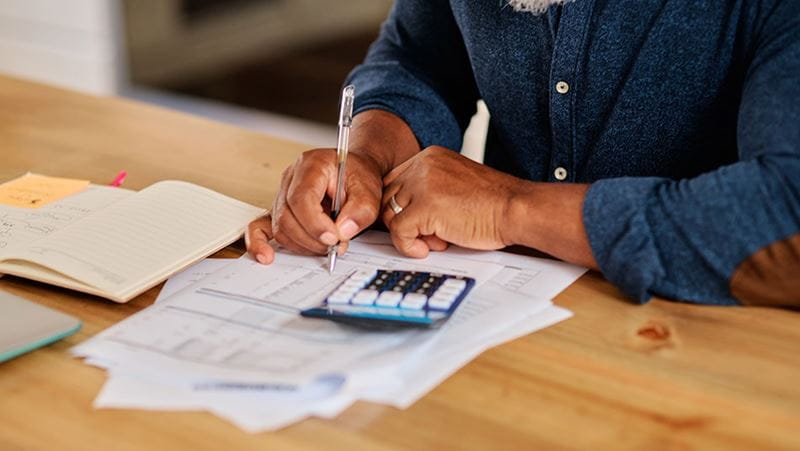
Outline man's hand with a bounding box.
[246,149,384,264]
[380,146,530,258]
[246,110,422,264]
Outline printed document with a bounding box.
[76,232,587,431]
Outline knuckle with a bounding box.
[381,209,394,227]
[387,214,403,233]
[298,148,331,166]
[272,229,289,247]
[273,214,291,236]
[360,201,380,221]
[247,220,259,233]
[298,149,316,162]
[286,189,312,211]
[280,165,294,182]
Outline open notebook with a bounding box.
[0,181,264,302]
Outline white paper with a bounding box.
[74,249,505,386]
[359,305,573,408]
[155,258,233,302]
[77,232,586,432]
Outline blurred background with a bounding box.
[0,0,487,155]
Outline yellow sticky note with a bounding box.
[0,173,90,208]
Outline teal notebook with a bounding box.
[0,290,81,363]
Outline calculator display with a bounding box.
[300,269,475,329]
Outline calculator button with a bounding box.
[352,289,379,305]
[433,287,462,297]
[400,293,428,309]
[341,282,363,292]
[441,279,467,290]
[430,294,455,305]
[376,291,403,307]
[432,284,459,294]
[327,291,352,304]
[430,291,457,303]
[428,297,455,310]
[432,288,457,298]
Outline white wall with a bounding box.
[0,0,126,94]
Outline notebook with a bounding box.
[0,180,264,303]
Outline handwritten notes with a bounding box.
[0,185,132,251]
[0,174,89,208]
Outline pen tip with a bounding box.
[327,252,335,274]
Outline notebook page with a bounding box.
[0,181,264,300]
[0,186,132,252]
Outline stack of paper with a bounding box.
[73,232,586,432]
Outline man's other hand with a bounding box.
[381,146,528,258]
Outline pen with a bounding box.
[327,85,355,274]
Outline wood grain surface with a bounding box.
[0,75,798,451]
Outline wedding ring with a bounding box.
[389,195,404,215]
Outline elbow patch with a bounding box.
[730,234,800,307]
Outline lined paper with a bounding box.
[0,181,264,301]
[0,186,132,251]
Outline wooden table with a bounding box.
[0,75,798,451]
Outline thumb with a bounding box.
[335,183,380,241]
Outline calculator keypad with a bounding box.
[301,269,475,328]
[327,270,471,313]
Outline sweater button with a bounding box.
[554,167,568,181]
[555,81,570,94]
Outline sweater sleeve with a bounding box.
[344,0,480,151]
[582,2,800,306]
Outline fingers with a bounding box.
[272,170,326,255]
[285,155,338,244]
[272,205,329,255]
[421,235,448,252]
[380,182,410,228]
[386,204,430,258]
[245,216,276,264]
[336,178,381,241]
[383,167,449,256]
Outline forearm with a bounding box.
[344,0,479,154]
[349,110,421,176]
[505,182,598,270]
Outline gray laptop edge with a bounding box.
[0,290,81,363]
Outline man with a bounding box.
[247,0,800,306]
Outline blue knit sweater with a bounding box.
[345,0,800,306]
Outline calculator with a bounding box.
[300,269,475,329]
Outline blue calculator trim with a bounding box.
[302,308,436,325]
